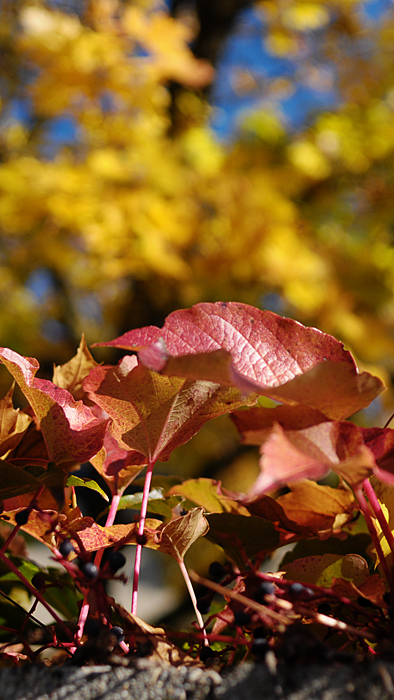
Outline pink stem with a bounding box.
[94,492,121,568]
[131,458,155,615]
[0,550,72,638]
[356,486,393,587]
[363,477,394,557]
[178,558,208,645]
[76,595,90,642]
[74,492,123,642]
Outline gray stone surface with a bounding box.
[1,659,394,700]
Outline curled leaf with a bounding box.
[0,348,108,463]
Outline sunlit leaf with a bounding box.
[52,336,98,400]
[84,355,253,462]
[97,303,383,419]
[276,480,355,532]
[148,507,209,561]
[66,474,109,502]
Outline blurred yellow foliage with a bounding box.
[1,0,394,414]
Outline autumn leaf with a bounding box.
[96,302,384,419]
[0,461,65,512]
[52,335,98,400]
[149,507,209,561]
[276,480,355,532]
[245,493,313,536]
[90,429,147,495]
[331,573,387,606]
[0,348,108,464]
[245,421,376,498]
[0,385,32,458]
[84,355,254,463]
[231,404,329,444]
[361,426,394,484]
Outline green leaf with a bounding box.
[66,474,109,502]
[116,488,184,518]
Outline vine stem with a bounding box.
[94,492,122,569]
[177,559,209,645]
[131,457,156,615]
[75,491,123,643]
[355,485,393,587]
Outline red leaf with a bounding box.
[246,421,376,498]
[361,426,394,483]
[90,430,147,494]
[0,348,108,463]
[95,303,384,419]
[83,356,253,462]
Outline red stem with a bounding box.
[131,457,156,615]
[94,492,121,569]
[355,486,393,587]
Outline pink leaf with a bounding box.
[0,348,108,463]
[94,302,384,419]
[246,421,376,498]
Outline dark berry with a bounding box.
[108,550,126,572]
[111,626,124,643]
[253,626,268,639]
[233,610,251,626]
[197,596,211,615]
[317,603,331,615]
[59,539,75,557]
[32,573,46,590]
[209,561,225,580]
[254,581,275,603]
[83,618,102,638]
[80,562,99,580]
[15,509,30,526]
[251,638,269,658]
[199,646,215,662]
[136,533,147,546]
[289,583,314,599]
